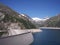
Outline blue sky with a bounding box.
[0,0,60,18]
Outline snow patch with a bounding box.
[32,17,49,22]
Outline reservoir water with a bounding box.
[31,29,60,45]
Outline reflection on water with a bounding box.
[31,29,60,45]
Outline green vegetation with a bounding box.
[0,32,5,37]
[0,4,36,29]
[14,17,36,29]
[44,15,60,27]
[0,32,3,37]
[0,12,36,29]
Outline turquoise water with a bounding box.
[31,29,60,45]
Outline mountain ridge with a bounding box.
[44,14,60,27]
[0,4,37,30]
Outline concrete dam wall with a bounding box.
[0,32,34,45]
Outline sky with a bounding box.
[0,0,60,18]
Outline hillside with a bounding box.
[44,14,60,27]
[0,4,36,30]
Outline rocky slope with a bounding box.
[44,14,60,27]
[0,4,36,31]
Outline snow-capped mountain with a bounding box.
[32,17,49,22]
[32,17,49,27]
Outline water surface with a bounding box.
[31,29,60,45]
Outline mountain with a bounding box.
[0,4,37,31]
[32,17,49,27]
[44,14,60,27]
[19,14,32,21]
[32,17,49,21]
